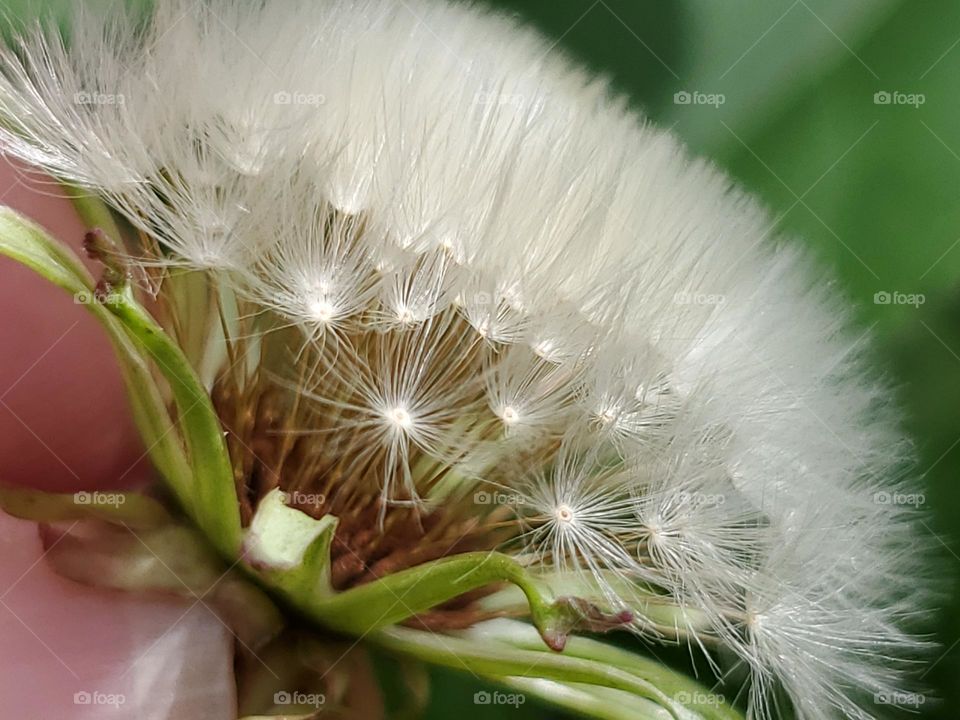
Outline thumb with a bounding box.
[0,156,146,492]
[0,159,238,719]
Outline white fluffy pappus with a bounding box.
[0,1,932,718]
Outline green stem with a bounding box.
[291,550,626,652]
[372,625,684,719]
[103,286,241,557]
[61,183,125,242]
[466,620,744,720]
[56,187,242,559]
[500,677,672,720]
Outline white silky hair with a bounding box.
[0,0,931,717]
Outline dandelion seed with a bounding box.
[499,405,520,425]
[386,405,414,432]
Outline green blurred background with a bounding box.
[3,0,957,717]
[420,1,960,717]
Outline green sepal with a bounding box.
[244,488,340,599]
[240,488,635,652]
[269,549,630,652]
[478,570,715,640]
[0,207,192,504]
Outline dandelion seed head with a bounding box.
[0,0,931,716]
